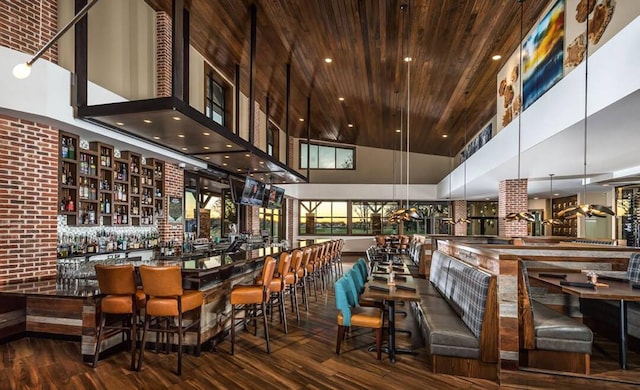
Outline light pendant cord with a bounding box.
[406,55,410,208]
[517,0,523,181]
[583,7,589,206]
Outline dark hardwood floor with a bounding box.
[2,256,640,389]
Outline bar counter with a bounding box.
[0,244,296,361]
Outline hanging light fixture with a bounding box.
[390,3,420,224]
[558,11,614,220]
[541,174,564,226]
[505,0,535,223]
[443,133,455,226]
[456,91,471,225]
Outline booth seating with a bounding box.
[518,261,593,374]
[412,250,498,380]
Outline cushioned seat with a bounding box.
[338,307,383,328]
[145,290,204,317]
[533,301,593,354]
[230,285,263,304]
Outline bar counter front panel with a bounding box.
[0,245,292,360]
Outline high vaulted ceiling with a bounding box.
[146,0,551,157]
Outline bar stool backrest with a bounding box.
[139,265,183,297]
[277,251,291,276]
[290,249,303,272]
[261,256,277,296]
[301,247,312,268]
[95,264,136,295]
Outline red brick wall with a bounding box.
[0,0,58,63]
[0,115,58,285]
[287,198,294,244]
[156,11,172,97]
[498,179,529,237]
[452,200,467,236]
[158,163,184,244]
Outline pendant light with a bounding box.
[558,10,614,220]
[456,91,471,225]
[391,3,420,223]
[505,0,535,223]
[443,136,455,226]
[541,174,563,226]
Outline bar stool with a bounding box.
[286,249,303,323]
[230,256,277,354]
[305,245,321,301]
[93,264,145,370]
[259,252,291,333]
[137,265,203,375]
[297,247,312,312]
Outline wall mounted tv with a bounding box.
[239,177,267,206]
[228,177,245,204]
[264,185,285,209]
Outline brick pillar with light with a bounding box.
[452,200,467,236]
[498,179,528,237]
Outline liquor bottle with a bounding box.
[61,165,67,185]
[105,198,111,214]
[67,195,75,211]
[90,182,96,200]
[60,198,67,212]
[61,138,68,159]
[68,139,75,160]
[89,155,96,176]
[100,148,105,166]
[88,204,96,224]
[67,169,73,186]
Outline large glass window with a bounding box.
[267,123,279,158]
[205,67,225,126]
[299,200,449,235]
[300,142,354,169]
[259,207,281,242]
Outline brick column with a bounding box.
[452,200,467,236]
[498,179,528,237]
[287,198,294,244]
[158,163,184,244]
[156,11,172,97]
[0,1,58,64]
[0,115,58,285]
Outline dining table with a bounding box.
[361,273,420,363]
[530,271,640,369]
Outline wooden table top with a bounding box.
[361,275,421,302]
[530,272,640,301]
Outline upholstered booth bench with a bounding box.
[518,262,593,374]
[412,250,498,380]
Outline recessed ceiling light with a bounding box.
[485,198,490,201]
[348,123,354,128]
[172,116,181,121]
[338,97,345,101]
[205,156,210,160]
[553,193,560,196]
[224,155,230,159]
[203,132,210,136]
[237,168,242,172]
[253,168,258,171]
[442,134,448,138]
[533,197,539,200]
[395,129,401,133]
[245,153,251,157]
[222,162,227,166]
[203,186,208,190]
[153,136,160,140]
[299,118,304,122]
[492,54,502,61]
[115,122,124,126]
[203,146,210,150]
[143,119,152,124]
[250,173,254,176]
[324,57,332,63]
[178,134,185,138]
[602,184,610,186]
[226,144,233,148]
[404,56,412,62]
[181,147,187,151]
[259,161,264,165]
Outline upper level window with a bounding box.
[205,66,225,126]
[300,141,354,169]
[267,123,279,158]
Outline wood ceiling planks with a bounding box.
[145,0,551,156]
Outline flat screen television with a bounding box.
[264,185,285,209]
[228,178,245,204]
[240,177,266,206]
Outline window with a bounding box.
[300,142,354,169]
[299,200,450,236]
[205,65,226,126]
[259,207,281,242]
[267,123,279,158]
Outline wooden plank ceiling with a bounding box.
[146,0,551,157]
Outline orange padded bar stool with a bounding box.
[230,256,277,355]
[137,265,203,375]
[261,252,291,334]
[297,247,312,312]
[286,249,303,323]
[93,264,145,370]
